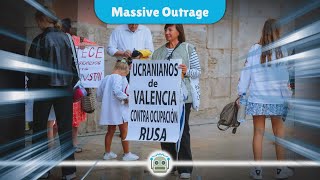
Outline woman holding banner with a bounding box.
[152,24,201,179]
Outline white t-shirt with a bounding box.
[107,25,154,58]
[238,44,291,104]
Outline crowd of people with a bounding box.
[25,6,292,180]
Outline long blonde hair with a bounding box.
[35,7,61,30]
[259,19,283,64]
[113,60,129,74]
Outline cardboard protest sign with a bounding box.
[126,59,182,143]
[76,46,104,88]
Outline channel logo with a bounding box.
[148,151,172,177]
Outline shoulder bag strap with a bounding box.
[185,43,190,69]
[66,33,81,79]
[167,42,181,61]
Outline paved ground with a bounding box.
[44,118,320,179]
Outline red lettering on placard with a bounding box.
[81,48,88,58]
[79,61,101,65]
[81,72,103,82]
[89,47,95,57]
[96,47,103,58]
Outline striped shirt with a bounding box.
[166,48,201,78]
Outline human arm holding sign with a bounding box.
[184,48,201,79]
[62,18,97,50]
[178,46,201,79]
[77,36,97,50]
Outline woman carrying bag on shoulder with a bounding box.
[62,18,98,153]
[238,19,293,180]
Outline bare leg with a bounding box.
[271,116,285,160]
[47,120,55,149]
[53,121,58,138]
[252,115,266,161]
[72,127,78,147]
[118,122,129,154]
[105,125,116,153]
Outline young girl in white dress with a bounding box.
[97,60,139,161]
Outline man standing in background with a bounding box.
[107,24,154,81]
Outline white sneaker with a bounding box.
[275,167,294,179]
[103,152,117,160]
[287,167,294,176]
[250,167,262,180]
[180,173,191,179]
[122,152,139,161]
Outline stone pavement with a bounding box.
[47,118,320,180]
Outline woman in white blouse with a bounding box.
[238,19,293,179]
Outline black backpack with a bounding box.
[217,98,240,134]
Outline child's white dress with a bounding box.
[97,74,129,125]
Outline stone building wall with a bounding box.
[25,0,306,134]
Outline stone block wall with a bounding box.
[24,0,306,134]
[75,0,306,134]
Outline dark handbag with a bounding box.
[217,98,240,134]
[81,88,96,113]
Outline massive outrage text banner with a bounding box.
[94,0,226,24]
[126,59,182,142]
[76,46,104,88]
